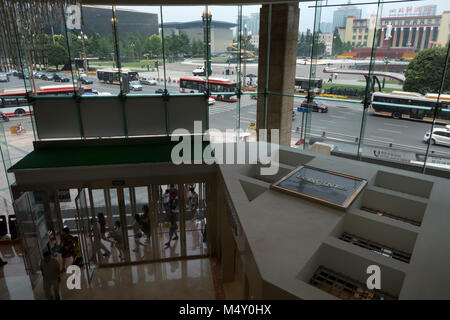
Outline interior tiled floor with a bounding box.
[1,242,216,300]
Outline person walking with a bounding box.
[91,218,110,261]
[190,187,199,222]
[97,213,108,240]
[110,221,124,260]
[163,189,170,213]
[165,204,178,248]
[40,251,61,300]
[141,205,151,242]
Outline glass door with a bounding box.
[13,192,50,289]
[74,188,95,283]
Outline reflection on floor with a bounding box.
[95,219,208,265]
[0,243,35,300]
[1,244,216,300]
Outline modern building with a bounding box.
[320,22,333,34]
[242,12,260,36]
[249,34,259,49]
[162,20,237,54]
[53,5,159,38]
[340,11,450,52]
[318,33,333,56]
[332,1,362,33]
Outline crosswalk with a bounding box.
[209,101,256,116]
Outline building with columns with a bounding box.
[340,11,450,51]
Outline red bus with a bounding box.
[180,77,237,102]
[0,85,93,116]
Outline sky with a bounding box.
[121,0,449,33]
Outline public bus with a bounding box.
[0,85,93,116]
[371,91,450,123]
[97,68,139,84]
[295,77,323,93]
[179,77,238,102]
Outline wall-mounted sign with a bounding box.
[271,166,367,209]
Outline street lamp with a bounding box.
[242,25,252,89]
[382,24,393,89]
[77,31,88,73]
[202,9,212,77]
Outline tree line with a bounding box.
[41,31,208,70]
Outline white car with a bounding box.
[424,125,450,146]
[141,77,157,85]
[129,81,143,91]
[193,66,206,76]
[208,97,215,105]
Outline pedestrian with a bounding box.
[335,74,337,80]
[40,251,61,300]
[163,189,170,213]
[0,256,7,267]
[133,213,143,238]
[59,227,74,272]
[97,213,107,240]
[190,187,199,222]
[165,204,178,248]
[72,236,83,267]
[141,205,151,241]
[91,218,110,260]
[169,184,178,208]
[110,221,124,260]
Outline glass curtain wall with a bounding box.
[1,0,450,211]
[304,0,450,174]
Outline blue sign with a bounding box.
[297,107,308,113]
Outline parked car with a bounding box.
[300,100,328,113]
[424,126,450,146]
[41,73,55,81]
[33,71,46,79]
[141,77,157,85]
[208,97,215,105]
[79,75,93,84]
[129,81,143,91]
[155,88,165,94]
[17,71,29,79]
[53,73,70,82]
[0,73,9,82]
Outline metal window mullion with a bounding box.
[236,5,242,139]
[357,0,383,160]
[160,6,169,135]
[263,4,272,131]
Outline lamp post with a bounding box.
[242,25,252,89]
[382,24,393,89]
[77,31,88,73]
[202,9,212,77]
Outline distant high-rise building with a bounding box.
[320,22,333,34]
[332,1,362,32]
[242,12,260,36]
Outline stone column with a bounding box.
[256,3,300,146]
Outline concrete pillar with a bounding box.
[256,3,300,146]
[420,27,427,50]
[407,27,413,47]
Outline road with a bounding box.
[1,74,449,156]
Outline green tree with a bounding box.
[403,46,450,94]
[331,28,354,56]
[147,34,162,57]
[298,29,325,57]
[47,42,68,70]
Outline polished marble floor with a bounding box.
[0,242,217,300]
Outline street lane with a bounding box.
[2,74,450,156]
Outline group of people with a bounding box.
[38,226,83,300]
